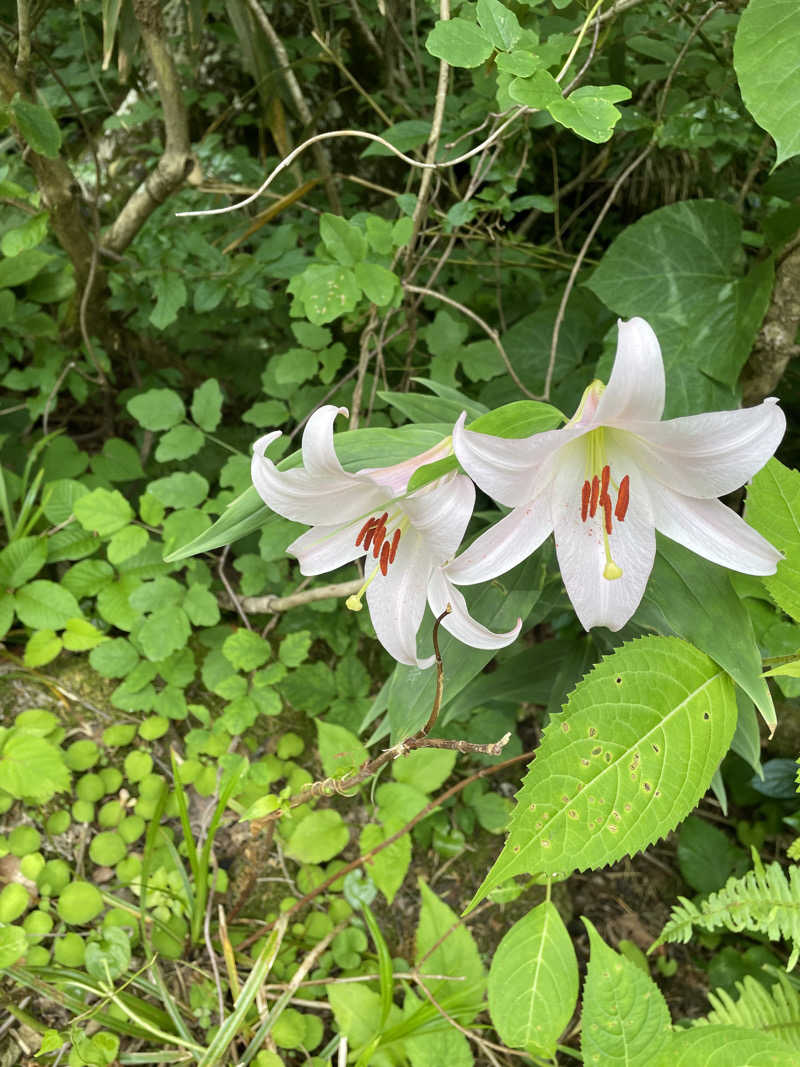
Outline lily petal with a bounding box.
[619,398,786,499]
[288,521,367,576]
[453,411,585,507]
[428,568,522,650]
[403,473,475,563]
[301,405,350,478]
[251,434,385,525]
[594,317,665,425]
[444,500,553,586]
[551,438,656,631]
[651,487,782,575]
[366,529,435,669]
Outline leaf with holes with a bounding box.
[468,636,736,907]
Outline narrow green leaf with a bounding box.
[488,900,578,1056]
[12,95,62,157]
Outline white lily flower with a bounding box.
[251,405,521,667]
[448,317,785,632]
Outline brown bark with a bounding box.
[740,241,800,405]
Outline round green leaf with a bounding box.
[126,388,185,431]
[285,810,349,863]
[74,488,134,538]
[89,832,127,867]
[23,628,62,667]
[57,881,104,925]
[191,378,224,431]
[0,923,27,968]
[155,425,205,462]
[0,883,30,922]
[426,17,494,67]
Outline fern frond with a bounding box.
[694,969,800,1050]
[787,838,800,862]
[653,857,800,969]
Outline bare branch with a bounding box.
[404,283,539,400]
[245,0,341,213]
[103,0,195,254]
[407,0,450,256]
[740,242,800,405]
[234,579,363,615]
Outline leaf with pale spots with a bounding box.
[581,919,671,1065]
[468,636,736,908]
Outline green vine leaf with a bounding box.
[469,636,737,907]
[425,18,494,68]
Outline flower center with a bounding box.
[346,511,407,612]
[579,431,630,581]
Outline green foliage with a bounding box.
[581,919,672,1064]
[471,637,737,904]
[488,900,578,1056]
[734,0,800,166]
[655,854,800,969]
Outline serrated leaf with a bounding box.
[581,919,671,1064]
[470,636,736,906]
[62,617,107,652]
[0,536,47,588]
[488,900,578,1056]
[0,733,70,802]
[147,471,208,509]
[150,272,187,329]
[734,0,800,168]
[319,213,367,267]
[12,95,61,157]
[223,629,271,671]
[191,378,223,431]
[354,261,398,306]
[24,628,63,667]
[426,18,494,68]
[14,580,81,630]
[107,524,149,565]
[746,459,800,622]
[636,537,774,732]
[41,478,89,524]
[74,487,134,538]
[135,605,191,661]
